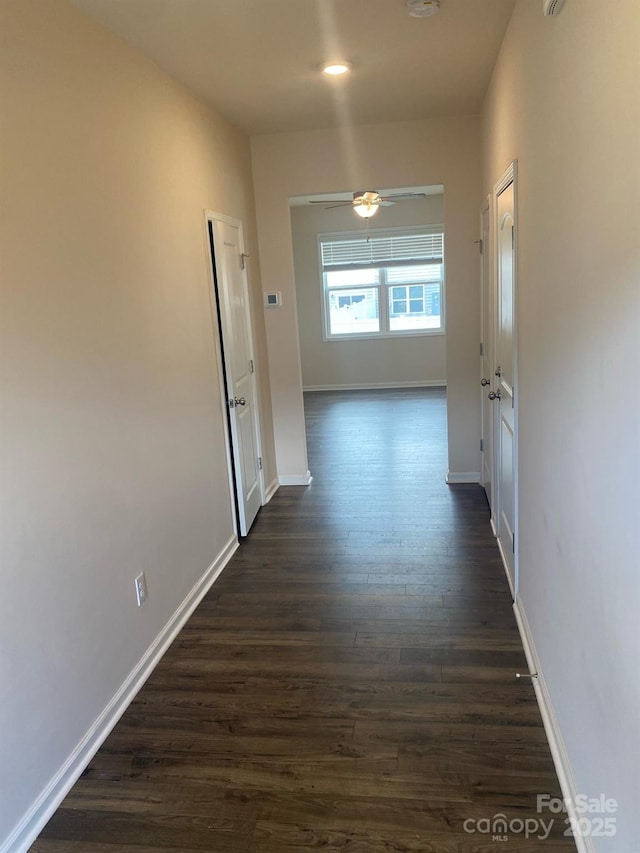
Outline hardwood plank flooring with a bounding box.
[32,388,575,852]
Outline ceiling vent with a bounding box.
[543,0,567,15]
[407,0,441,18]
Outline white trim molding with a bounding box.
[498,536,516,599]
[278,471,313,486]
[496,159,519,599]
[513,595,594,853]
[445,471,480,484]
[263,477,279,504]
[303,381,446,392]
[205,209,265,535]
[3,536,239,853]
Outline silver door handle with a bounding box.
[481,378,490,386]
[488,390,501,401]
[234,397,246,407]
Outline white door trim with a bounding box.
[493,161,519,598]
[479,194,495,519]
[494,160,517,197]
[204,209,265,536]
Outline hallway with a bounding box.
[32,389,574,851]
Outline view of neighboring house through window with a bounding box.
[320,228,444,339]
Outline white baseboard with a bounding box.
[303,380,446,392]
[263,477,279,504]
[278,471,313,486]
[513,596,594,853]
[3,536,239,853]
[445,471,480,484]
[497,535,516,599]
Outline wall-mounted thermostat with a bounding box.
[265,292,281,308]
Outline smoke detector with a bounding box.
[543,0,567,15]
[407,0,440,18]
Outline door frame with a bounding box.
[204,209,265,537]
[479,194,495,525]
[492,161,519,598]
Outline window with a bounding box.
[320,229,444,339]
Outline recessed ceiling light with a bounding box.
[322,62,351,76]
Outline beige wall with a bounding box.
[252,116,482,480]
[483,1,640,848]
[291,195,447,390]
[0,0,274,846]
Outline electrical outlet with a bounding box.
[134,572,148,607]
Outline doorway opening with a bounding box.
[288,183,449,477]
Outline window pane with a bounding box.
[409,285,423,299]
[325,268,379,288]
[391,285,406,301]
[389,282,442,331]
[328,288,379,335]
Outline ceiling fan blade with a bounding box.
[308,199,350,205]
[324,202,354,209]
[380,192,427,202]
[378,201,396,207]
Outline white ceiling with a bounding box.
[72,0,515,136]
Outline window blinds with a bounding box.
[321,231,443,272]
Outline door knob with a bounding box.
[481,378,490,386]
[488,390,501,401]
[495,366,502,377]
[234,397,246,407]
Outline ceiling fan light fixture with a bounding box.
[407,0,441,18]
[353,201,379,219]
[353,191,381,219]
[322,62,351,76]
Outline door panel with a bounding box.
[211,218,262,536]
[495,178,517,593]
[500,415,515,550]
[239,404,259,503]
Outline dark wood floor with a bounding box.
[32,388,575,852]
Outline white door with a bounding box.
[479,200,495,519]
[492,166,517,595]
[208,215,263,536]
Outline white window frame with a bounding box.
[319,226,445,341]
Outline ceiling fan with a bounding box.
[309,190,427,219]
